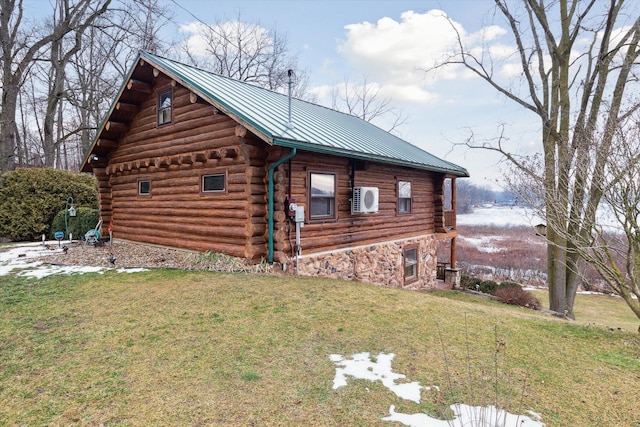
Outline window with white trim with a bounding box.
[138,179,151,195]
[202,173,225,193]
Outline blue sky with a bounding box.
[21,0,541,188]
[167,0,542,189]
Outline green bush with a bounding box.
[498,281,522,290]
[462,275,498,294]
[49,207,100,240]
[478,279,498,295]
[461,275,482,290]
[0,168,98,241]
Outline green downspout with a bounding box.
[268,147,297,263]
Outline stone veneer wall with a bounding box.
[293,235,438,290]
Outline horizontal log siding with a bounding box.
[103,79,268,258]
[275,151,437,258]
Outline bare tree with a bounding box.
[40,0,111,168]
[455,180,496,213]
[65,0,173,158]
[177,13,312,99]
[431,0,640,319]
[330,77,407,133]
[569,116,640,331]
[0,0,112,172]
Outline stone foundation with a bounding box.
[292,235,438,290]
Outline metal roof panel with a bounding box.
[139,51,469,176]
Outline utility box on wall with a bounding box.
[352,187,379,214]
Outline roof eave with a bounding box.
[80,54,144,173]
[272,137,470,177]
[138,51,276,147]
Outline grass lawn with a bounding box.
[1,269,639,426]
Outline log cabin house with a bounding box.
[81,51,469,289]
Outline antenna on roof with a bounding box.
[285,69,295,130]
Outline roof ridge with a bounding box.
[139,50,391,125]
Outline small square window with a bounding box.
[138,179,151,195]
[309,172,336,218]
[398,180,412,213]
[158,90,172,125]
[202,174,225,192]
[404,245,418,283]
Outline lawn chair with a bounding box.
[85,219,103,246]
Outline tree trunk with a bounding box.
[0,87,18,172]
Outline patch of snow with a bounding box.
[383,404,546,427]
[0,241,148,279]
[330,352,422,403]
[457,207,542,227]
[459,205,621,230]
[330,352,545,427]
[458,236,503,253]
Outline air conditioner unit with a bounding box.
[352,187,379,214]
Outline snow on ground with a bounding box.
[458,236,506,253]
[458,205,621,230]
[0,240,147,278]
[457,207,543,227]
[330,352,545,427]
[330,352,424,403]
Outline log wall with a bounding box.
[271,150,439,262]
[102,76,269,258]
[96,72,446,268]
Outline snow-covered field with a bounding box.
[457,206,543,227]
[458,205,620,229]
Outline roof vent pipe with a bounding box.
[285,69,295,129]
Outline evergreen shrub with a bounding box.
[0,168,98,241]
[461,275,482,290]
[478,279,498,295]
[49,207,100,240]
[498,281,522,290]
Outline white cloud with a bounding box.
[336,9,517,106]
[179,22,211,56]
[379,84,439,104]
[339,9,461,88]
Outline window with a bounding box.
[309,172,336,219]
[158,89,172,125]
[202,173,225,193]
[398,180,412,213]
[138,179,151,195]
[404,245,418,283]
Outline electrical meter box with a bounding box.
[294,205,305,226]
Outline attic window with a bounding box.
[158,89,172,125]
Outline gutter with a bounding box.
[272,137,469,178]
[268,147,297,263]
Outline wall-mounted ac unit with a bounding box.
[352,187,379,214]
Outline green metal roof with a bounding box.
[139,51,469,177]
